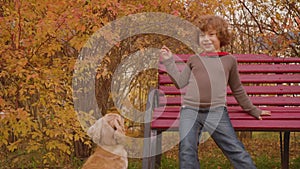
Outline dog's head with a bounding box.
[87,113,125,146]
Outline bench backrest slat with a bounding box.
[159,85,300,95]
[171,54,300,63]
[159,64,300,73]
[158,96,300,106]
[159,74,300,83]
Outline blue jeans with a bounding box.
[179,106,257,169]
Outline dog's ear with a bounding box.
[87,118,103,145]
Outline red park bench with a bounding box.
[142,54,300,169]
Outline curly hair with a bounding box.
[194,15,232,47]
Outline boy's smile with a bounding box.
[199,30,221,52]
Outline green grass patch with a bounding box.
[128,156,178,169]
[254,155,281,169]
[128,158,142,169]
[291,157,300,169]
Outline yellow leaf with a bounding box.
[7,140,21,152]
[74,134,80,141]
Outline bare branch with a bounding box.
[238,0,263,33]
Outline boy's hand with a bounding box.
[160,45,172,61]
[258,110,271,120]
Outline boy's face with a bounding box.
[199,30,221,52]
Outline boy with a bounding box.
[160,15,271,169]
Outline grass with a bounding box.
[2,132,298,168]
[291,157,300,169]
[127,132,300,169]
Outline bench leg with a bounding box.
[142,89,158,169]
[142,129,160,169]
[155,131,162,169]
[142,121,152,169]
[280,131,290,169]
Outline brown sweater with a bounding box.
[162,54,262,118]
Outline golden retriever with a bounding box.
[82,113,128,169]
